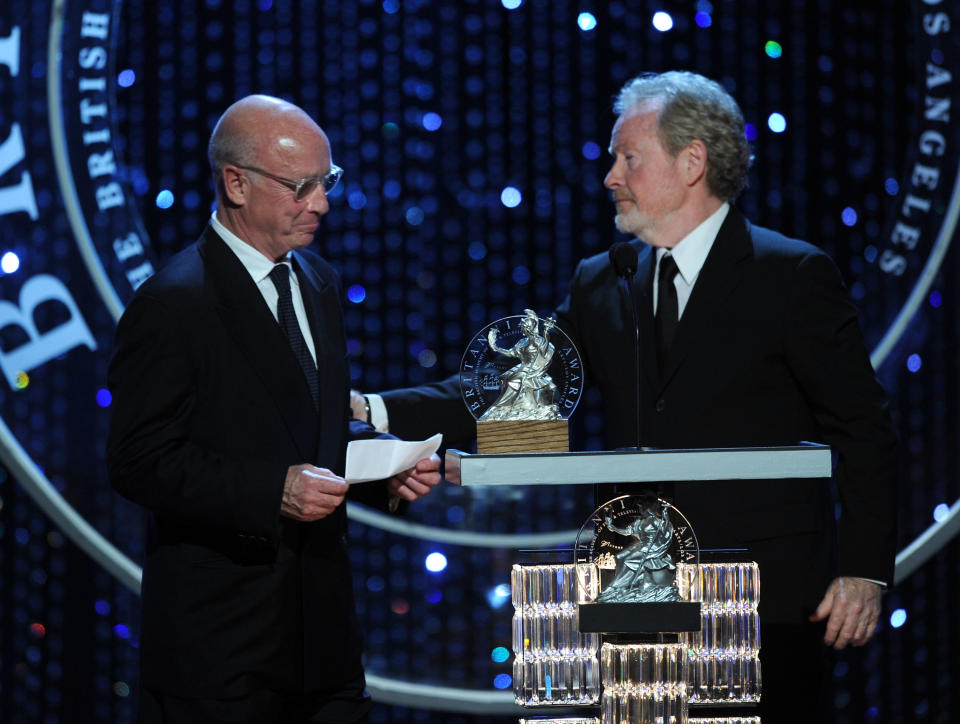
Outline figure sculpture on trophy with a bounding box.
[575,495,700,634]
[595,500,680,603]
[480,309,561,422]
[460,309,582,453]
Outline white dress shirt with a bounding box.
[653,202,730,317]
[211,213,317,364]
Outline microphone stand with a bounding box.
[609,242,641,451]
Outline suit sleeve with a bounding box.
[107,293,287,543]
[783,250,899,585]
[379,374,476,445]
[554,259,596,388]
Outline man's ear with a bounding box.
[221,165,249,206]
[681,139,708,187]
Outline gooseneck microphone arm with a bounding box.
[609,241,641,450]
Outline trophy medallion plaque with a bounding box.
[575,495,701,633]
[460,309,583,453]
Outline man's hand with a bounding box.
[281,464,348,521]
[349,389,367,421]
[809,576,882,649]
[388,454,442,502]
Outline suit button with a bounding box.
[655,399,666,412]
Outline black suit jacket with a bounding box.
[385,209,898,624]
[107,226,390,698]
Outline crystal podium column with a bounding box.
[512,563,602,706]
[677,562,761,704]
[599,641,690,723]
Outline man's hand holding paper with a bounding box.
[346,433,444,502]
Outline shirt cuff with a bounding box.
[367,393,389,433]
[852,576,887,589]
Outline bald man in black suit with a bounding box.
[109,95,441,723]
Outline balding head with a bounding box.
[208,95,335,260]
[208,95,327,198]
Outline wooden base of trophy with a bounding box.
[476,420,568,454]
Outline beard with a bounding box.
[613,205,646,237]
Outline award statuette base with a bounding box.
[476,419,568,454]
[577,602,702,633]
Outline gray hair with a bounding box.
[614,71,751,201]
[207,121,257,195]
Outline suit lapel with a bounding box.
[292,251,349,466]
[199,227,319,459]
[656,209,753,390]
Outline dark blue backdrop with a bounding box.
[0,1,957,722]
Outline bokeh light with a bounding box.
[422,112,442,131]
[1,251,20,273]
[486,583,511,608]
[581,141,601,160]
[117,69,136,87]
[155,189,175,209]
[577,13,597,32]
[425,552,448,572]
[347,285,366,304]
[652,11,674,32]
[500,186,522,208]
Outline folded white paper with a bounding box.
[345,433,443,484]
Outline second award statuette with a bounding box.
[575,495,702,634]
[460,309,583,453]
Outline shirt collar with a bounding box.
[656,202,729,285]
[210,212,291,284]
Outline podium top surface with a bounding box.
[445,444,831,487]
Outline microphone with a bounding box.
[609,241,638,279]
[609,241,642,452]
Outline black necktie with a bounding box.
[655,254,680,372]
[268,263,319,410]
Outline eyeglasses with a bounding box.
[237,163,343,201]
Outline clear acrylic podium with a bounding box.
[446,444,831,724]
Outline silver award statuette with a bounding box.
[575,495,701,634]
[460,309,583,453]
